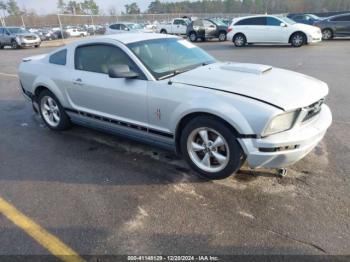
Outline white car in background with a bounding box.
[156,18,189,35]
[65,28,88,37]
[227,15,322,47]
[105,22,153,35]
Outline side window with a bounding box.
[110,24,119,30]
[75,44,143,77]
[173,19,181,25]
[203,20,215,27]
[193,20,203,26]
[267,17,282,26]
[294,15,303,20]
[235,17,266,26]
[0,28,3,35]
[49,49,67,66]
[331,15,350,22]
[120,24,126,30]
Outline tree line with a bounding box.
[147,0,350,14]
[1,0,350,17]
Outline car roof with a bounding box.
[328,12,350,19]
[77,33,179,45]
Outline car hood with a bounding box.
[14,33,38,37]
[293,23,321,33]
[171,62,328,111]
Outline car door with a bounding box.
[265,16,287,43]
[192,19,204,38]
[65,43,149,129]
[241,17,267,43]
[3,28,12,44]
[173,19,187,34]
[203,20,217,38]
[332,15,350,36]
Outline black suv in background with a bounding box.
[187,18,228,42]
[314,13,350,40]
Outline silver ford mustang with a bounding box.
[18,33,332,179]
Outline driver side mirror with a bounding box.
[280,22,287,27]
[108,65,139,79]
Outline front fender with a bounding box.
[170,96,255,135]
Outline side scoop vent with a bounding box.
[220,63,272,75]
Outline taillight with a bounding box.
[227,27,233,33]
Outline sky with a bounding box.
[16,0,161,14]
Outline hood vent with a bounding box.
[220,63,272,75]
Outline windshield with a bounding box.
[279,17,297,25]
[308,14,320,20]
[7,27,28,34]
[127,38,216,80]
[127,23,143,30]
[212,19,227,26]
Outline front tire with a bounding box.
[180,116,244,180]
[189,32,197,42]
[39,90,71,131]
[322,29,333,40]
[11,40,19,49]
[290,33,306,47]
[233,33,246,47]
[160,29,167,34]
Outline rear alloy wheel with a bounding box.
[39,90,71,131]
[218,32,227,41]
[322,29,333,40]
[291,33,306,47]
[233,34,246,47]
[180,116,244,180]
[189,32,197,42]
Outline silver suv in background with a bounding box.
[0,27,41,49]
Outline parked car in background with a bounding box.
[287,13,322,25]
[227,15,322,47]
[156,18,190,35]
[313,13,350,40]
[18,33,332,179]
[37,29,58,41]
[187,18,228,42]
[105,22,153,35]
[65,27,88,37]
[0,27,41,49]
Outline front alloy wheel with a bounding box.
[322,29,333,40]
[291,33,305,47]
[189,32,197,42]
[187,128,230,173]
[181,116,244,179]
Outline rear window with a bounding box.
[49,49,67,65]
[235,17,266,26]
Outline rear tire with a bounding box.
[38,90,71,131]
[180,116,244,180]
[290,32,306,47]
[218,32,227,41]
[160,29,167,34]
[322,29,333,40]
[233,33,246,47]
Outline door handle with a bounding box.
[73,78,84,86]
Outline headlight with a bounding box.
[263,111,299,137]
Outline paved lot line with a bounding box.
[0,72,18,78]
[0,197,85,262]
